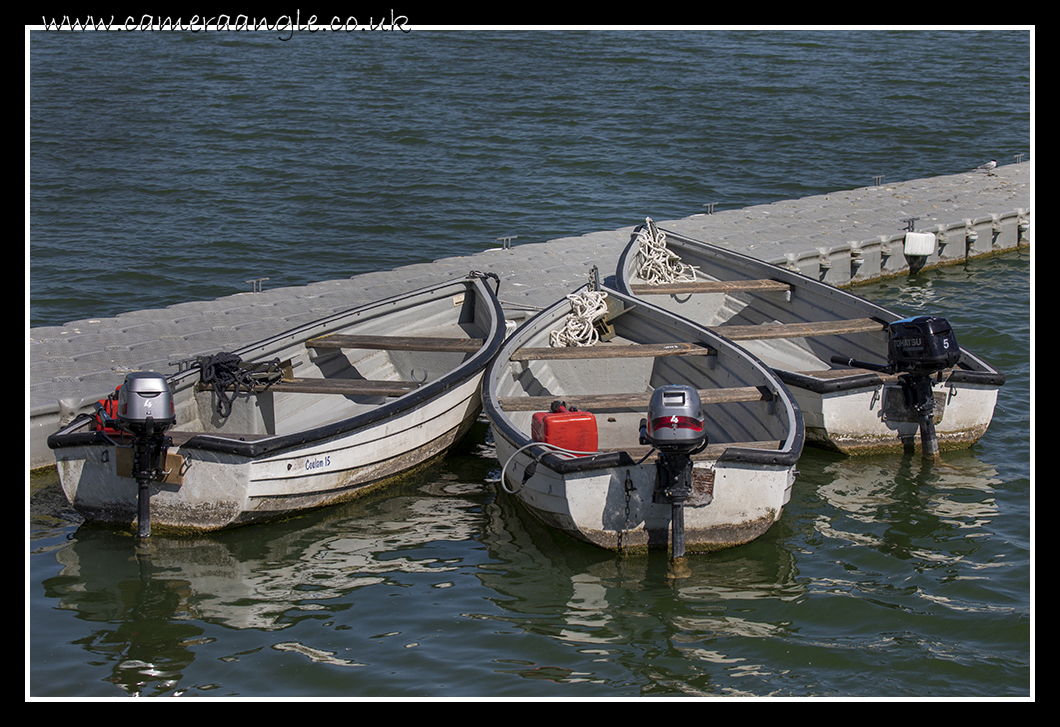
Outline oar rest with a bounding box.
[306,334,485,353]
[498,386,773,412]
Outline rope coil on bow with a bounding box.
[549,289,610,348]
[634,217,699,285]
[196,352,282,419]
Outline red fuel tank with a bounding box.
[531,403,598,453]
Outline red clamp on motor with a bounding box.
[531,400,598,453]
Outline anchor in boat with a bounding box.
[96,372,176,538]
[831,315,962,456]
[640,385,709,565]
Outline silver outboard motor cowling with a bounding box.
[644,385,708,454]
[117,372,176,435]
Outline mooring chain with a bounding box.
[619,469,635,553]
[196,352,282,419]
[634,216,699,285]
[549,288,609,348]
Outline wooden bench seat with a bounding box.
[716,317,887,341]
[509,341,715,361]
[791,367,899,382]
[630,278,792,295]
[498,386,772,412]
[307,334,484,353]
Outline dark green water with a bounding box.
[28,252,1031,698]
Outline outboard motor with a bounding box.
[644,385,709,454]
[640,385,709,563]
[832,315,961,457]
[887,316,961,375]
[117,372,176,434]
[114,372,176,539]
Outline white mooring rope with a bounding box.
[549,288,609,348]
[634,216,699,285]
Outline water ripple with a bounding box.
[30,29,1029,327]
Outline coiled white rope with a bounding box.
[549,288,609,348]
[634,216,699,285]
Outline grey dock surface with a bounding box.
[29,163,1031,469]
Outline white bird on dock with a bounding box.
[974,160,998,174]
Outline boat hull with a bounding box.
[790,373,999,455]
[483,285,803,553]
[49,275,504,532]
[616,224,1005,455]
[55,376,482,531]
[494,442,794,552]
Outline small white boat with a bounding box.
[482,281,803,556]
[48,273,506,534]
[616,219,1005,455]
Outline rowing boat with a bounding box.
[482,281,803,555]
[48,273,505,534]
[615,219,1005,454]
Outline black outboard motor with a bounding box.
[115,372,176,539]
[640,385,709,563]
[887,316,961,375]
[832,315,961,457]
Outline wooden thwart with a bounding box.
[794,367,900,382]
[716,317,887,341]
[631,278,792,295]
[307,334,485,353]
[498,386,771,412]
[509,341,715,361]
